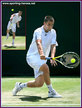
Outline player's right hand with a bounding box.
[40,55,46,60]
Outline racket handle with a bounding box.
[45,57,52,60]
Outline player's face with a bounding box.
[44,21,54,32]
[18,11,22,16]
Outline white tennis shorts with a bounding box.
[26,55,47,79]
[7,21,16,32]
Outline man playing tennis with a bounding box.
[6,11,22,46]
[12,16,62,98]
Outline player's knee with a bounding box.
[42,64,49,74]
[41,64,49,70]
[13,32,15,35]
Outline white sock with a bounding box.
[19,83,27,89]
[47,84,54,92]
[12,39,14,44]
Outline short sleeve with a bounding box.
[34,29,42,41]
[51,30,58,46]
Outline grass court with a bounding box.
[2,36,26,50]
[1,77,81,107]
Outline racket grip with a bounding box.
[45,57,52,60]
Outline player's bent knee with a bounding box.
[13,32,15,35]
[40,64,49,72]
[44,64,49,71]
[35,76,44,87]
[43,65,49,74]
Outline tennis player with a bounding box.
[12,16,62,98]
[6,11,22,46]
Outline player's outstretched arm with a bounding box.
[10,14,15,21]
[36,39,46,60]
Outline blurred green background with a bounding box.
[2,2,80,76]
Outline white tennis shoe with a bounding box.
[48,90,62,98]
[12,82,22,96]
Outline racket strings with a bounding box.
[59,57,66,63]
[64,54,79,68]
[56,53,80,68]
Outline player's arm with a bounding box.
[51,44,56,58]
[17,21,20,28]
[10,14,15,21]
[50,44,57,66]
[36,39,45,60]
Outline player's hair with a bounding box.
[44,16,54,23]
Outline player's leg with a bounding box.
[27,75,44,87]
[39,64,50,85]
[12,56,45,95]
[39,64,54,92]
[27,56,61,97]
[39,64,62,98]
[6,21,11,39]
[6,29,10,39]
[12,32,15,46]
[19,63,62,97]
[12,24,16,46]
[7,29,10,34]
[12,56,62,97]
[12,75,44,96]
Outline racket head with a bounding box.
[56,52,80,68]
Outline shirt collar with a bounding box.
[41,25,51,34]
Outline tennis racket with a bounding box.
[46,52,80,68]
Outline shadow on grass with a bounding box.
[19,95,48,102]
[4,45,16,48]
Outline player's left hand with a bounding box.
[50,59,57,67]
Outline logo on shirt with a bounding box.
[45,33,47,36]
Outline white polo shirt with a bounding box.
[10,13,22,24]
[27,26,58,57]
